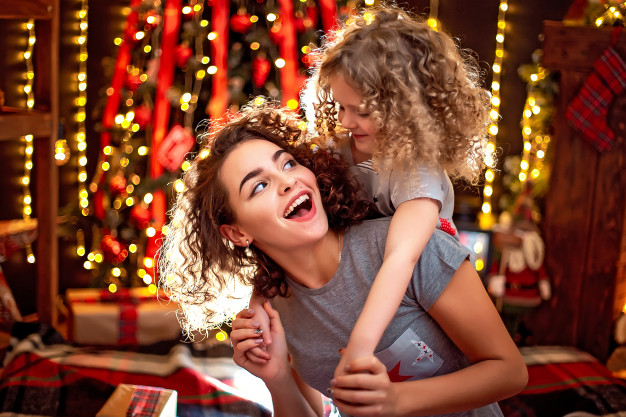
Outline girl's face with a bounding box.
[329,74,378,159]
[219,139,329,253]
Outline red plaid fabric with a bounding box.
[566,46,626,152]
[127,385,163,417]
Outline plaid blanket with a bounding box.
[0,324,271,417]
[499,346,626,417]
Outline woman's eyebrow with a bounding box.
[238,149,287,193]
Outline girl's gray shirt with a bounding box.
[272,218,504,417]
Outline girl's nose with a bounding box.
[339,110,356,129]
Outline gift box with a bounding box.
[66,287,182,346]
[96,384,177,417]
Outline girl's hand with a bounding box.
[334,343,373,379]
[331,356,399,417]
[231,301,290,383]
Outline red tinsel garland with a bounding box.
[95,0,142,220]
[208,0,229,121]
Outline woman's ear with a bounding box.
[219,224,251,247]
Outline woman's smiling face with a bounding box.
[219,139,329,252]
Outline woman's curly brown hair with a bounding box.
[305,4,492,183]
[158,102,374,333]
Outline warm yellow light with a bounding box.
[500,3,508,11]
[475,259,484,271]
[523,126,532,136]
[275,58,286,68]
[181,161,191,171]
[215,330,227,341]
[129,244,137,253]
[528,97,536,106]
[489,125,499,136]
[202,56,210,64]
[267,13,277,22]
[520,160,529,171]
[496,34,504,43]
[495,49,504,58]
[491,96,500,107]
[144,193,153,204]
[531,169,540,178]
[523,141,531,151]
[427,18,438,29]
[208,66,217,74]
[102,162,110,171]
[532,105,540,115]
[138,146,149,155]
[287,99,299,110]
[207,31,217,40]
[364,0,375,5]
[142,274,153,285]
[196,69,206,79]
[482,202,491,214]
[200,19,208,27]
[108,283,117,293]
[484,185,493,196]
[492,63,501,73]
[485,170,495,182]
[250,15,259,23]
[524,109,532,118]
[174,180,185,193]
[491,81,500,91]
[143,257,154,268]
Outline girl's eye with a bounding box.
[357,113,370,118]
[283,159,296,170]
[251,181,267,196]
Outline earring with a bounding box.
[246,239,250,250]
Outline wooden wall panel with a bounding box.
[526,22,626,362]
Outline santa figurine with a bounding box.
[487,182,551,343]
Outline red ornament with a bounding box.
[157,124,195,172]
[175,44,193,68]
[130,205,152,229]
[101,235,129,264]
[269,24,285,44]
[109,174,127,196]
[230,12,252,34]
[126,74,143,92]
[133,105,152,129]
[252,57,271,88]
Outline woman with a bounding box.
[159,104,527,417]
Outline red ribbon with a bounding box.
[150,0,182,227]
[208,0,229,122]
[277,0,300,108]
[96,0,142,220]
[318,0,338,33]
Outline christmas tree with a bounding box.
[77,0,357,291]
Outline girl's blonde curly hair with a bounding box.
[306,4,491,184]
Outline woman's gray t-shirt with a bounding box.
[271,218,503,417]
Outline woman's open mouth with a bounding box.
[283,193,314,220]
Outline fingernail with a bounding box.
[330,379,336,386]
[265,300,272,308]
[254,328,263,334]
[246,309,254,314]
[255,338,263,344]
[338,348,345,354]
[344,365,350,372]
[252,321,260,327]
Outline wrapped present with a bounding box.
[66,287,182,346]
[97,384,177,417]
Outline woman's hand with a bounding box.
[331,355,399,417]
[231,301,291,384]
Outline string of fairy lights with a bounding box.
[23,19,36,264]
[76,0,89,259]
[480,0,508,229]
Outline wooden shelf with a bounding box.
[0,108,53,140]
[0,0,60,327]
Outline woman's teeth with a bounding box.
[284,194,310,218]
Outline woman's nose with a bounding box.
[279,174,296,194]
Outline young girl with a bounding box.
[250,4,492,377]
[302,4,492,379]
[159,104,526,416]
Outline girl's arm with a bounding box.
[232,303,323,417]
[337,198,438,376]
[331,261,528,416]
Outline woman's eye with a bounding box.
[251,181,267,195]
[283,159,296,170]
